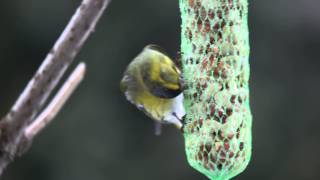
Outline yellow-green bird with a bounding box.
[120,45,185,135]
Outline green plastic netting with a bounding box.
[180,0,252,179]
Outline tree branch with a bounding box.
[0,0,110,176]
[24,63,86,140]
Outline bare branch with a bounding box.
[0,0,110,175]
[24,63,86,140]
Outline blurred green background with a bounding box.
[1,0,320,179]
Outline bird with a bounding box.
[120,44,185,135]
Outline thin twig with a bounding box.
[24,63,86,140]
[0,0,110,175]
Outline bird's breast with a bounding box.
[136,90,172,121]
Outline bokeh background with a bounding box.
[0,0,319,179]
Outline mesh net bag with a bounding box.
[180,0,252,179]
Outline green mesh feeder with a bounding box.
[180,0,252,179]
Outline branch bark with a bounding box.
[0,0,110,176]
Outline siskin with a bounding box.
[120,45,185,135]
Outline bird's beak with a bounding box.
[179,76,185,91]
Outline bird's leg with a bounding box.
[167,112,183,130]
[172,112,180,120]
[154,121,162,136]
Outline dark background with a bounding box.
[0,0,320,180]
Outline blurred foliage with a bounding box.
[0,0,320,180]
